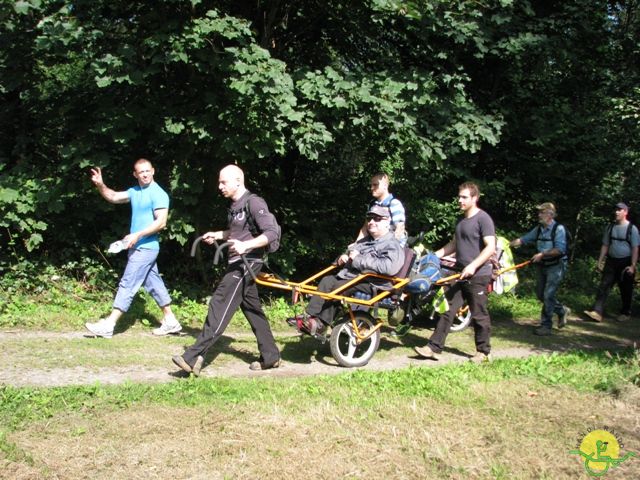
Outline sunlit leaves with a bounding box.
[13,0,41,15]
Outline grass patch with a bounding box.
[1,299,639,378]
[1,349,637,430]
[3,259,639,478]
[0,280,296,332]
[2,349,639,479]
[0,265,634,335]
[0,432,34,466]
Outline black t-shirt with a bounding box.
[454,209,495,277]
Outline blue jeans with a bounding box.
[113,248,172,312]
[536,262,567,328]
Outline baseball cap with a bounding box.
[615,202,629,210]
[367,205,390,218]
[536,202,556,214]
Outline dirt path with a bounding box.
[3,325,630,388]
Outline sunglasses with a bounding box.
[366,215,388,222]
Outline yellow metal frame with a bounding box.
[255,260,530,344]
[255,265,410,307]
[255,265,410,344]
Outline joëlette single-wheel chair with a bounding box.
[190,235,418,367]
[191,237,528,368]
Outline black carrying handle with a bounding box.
[213,241,257,282]
[190,236,257,281]
[190,235,219,257]
[190,235,204,257]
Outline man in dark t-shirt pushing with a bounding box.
[414,181,496,363]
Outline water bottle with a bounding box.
[108,240,126,254]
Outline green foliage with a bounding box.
[0,0,638,287]
[0,259,117,328]
[0,177,49,252]
[409,197,461,247]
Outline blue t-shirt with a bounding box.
[127,182,169,250]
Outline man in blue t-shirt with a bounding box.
[85,158,181,338]
[585,202,639,322]
[510,202,570,336]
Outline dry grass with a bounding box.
[3,378,639,480]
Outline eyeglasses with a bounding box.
[366,215,388,222]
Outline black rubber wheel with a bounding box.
[329,312,381,367]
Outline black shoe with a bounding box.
[249,358,281,371]
[534,326,552,336]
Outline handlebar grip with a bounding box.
[190,235,220,257]
[213,241,232,265]
[190,235,204,257]
[213,242,257,281]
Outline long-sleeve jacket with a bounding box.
[337,232,405,280]
[227,191,279,261]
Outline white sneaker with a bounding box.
[85,319,115,338]
[153,318,182,336]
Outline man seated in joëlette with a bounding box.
[288,204,405,335]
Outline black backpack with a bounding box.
[240,194,281,253]
[607,222,635,247]
[536,222,571,264]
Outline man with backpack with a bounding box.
[356,172,407,246]
[584,202,639,323]
[509,202,570,336]
[172,164,281,375]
